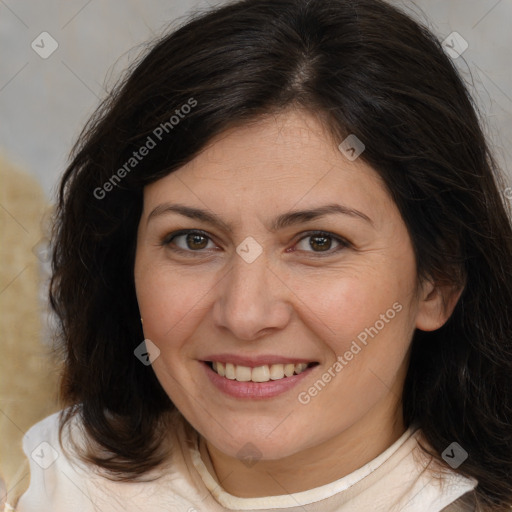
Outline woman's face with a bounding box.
[134,109,435,466]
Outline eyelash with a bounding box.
[161,229,350,257]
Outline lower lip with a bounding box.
[202,362,317,400]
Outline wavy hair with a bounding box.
[50,0,512,509]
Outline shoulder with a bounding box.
[21,410,63,458]
[15,408,94,511]
[14,407,201,512]
[21,407,88,473]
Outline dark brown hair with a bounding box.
[50,0,512,509]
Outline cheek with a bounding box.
[294,275,414,429]
[134,257,216,348]
[290,269,412,355]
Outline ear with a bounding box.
[415,277,463,332]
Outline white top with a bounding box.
[13,409,477,512]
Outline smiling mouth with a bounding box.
[205,361,319,383]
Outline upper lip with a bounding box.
[201,354,317,367]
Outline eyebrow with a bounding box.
[146,202,373,231]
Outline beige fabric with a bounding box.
[0,154,60,509]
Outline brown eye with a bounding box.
[309,234,332,251]
[185,232,209,250]
[295,231,349,255]
[163,230,215,252]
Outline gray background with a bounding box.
[1,0,511,199]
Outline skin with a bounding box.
[134,109,460,498]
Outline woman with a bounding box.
[14,0,512,510]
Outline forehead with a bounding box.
[142,109,395,228]
[183,110,348,181]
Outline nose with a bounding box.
[212,250,292,341]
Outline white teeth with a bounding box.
[235,365,252,382]
[210,361,312,382]
[225,363,236,380]
[295,363,308,373]
[269,364,284,380]
[216,362,226,377]
[252,365,270,382]
[284,363,295,377]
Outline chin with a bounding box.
[204,423,312,461]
